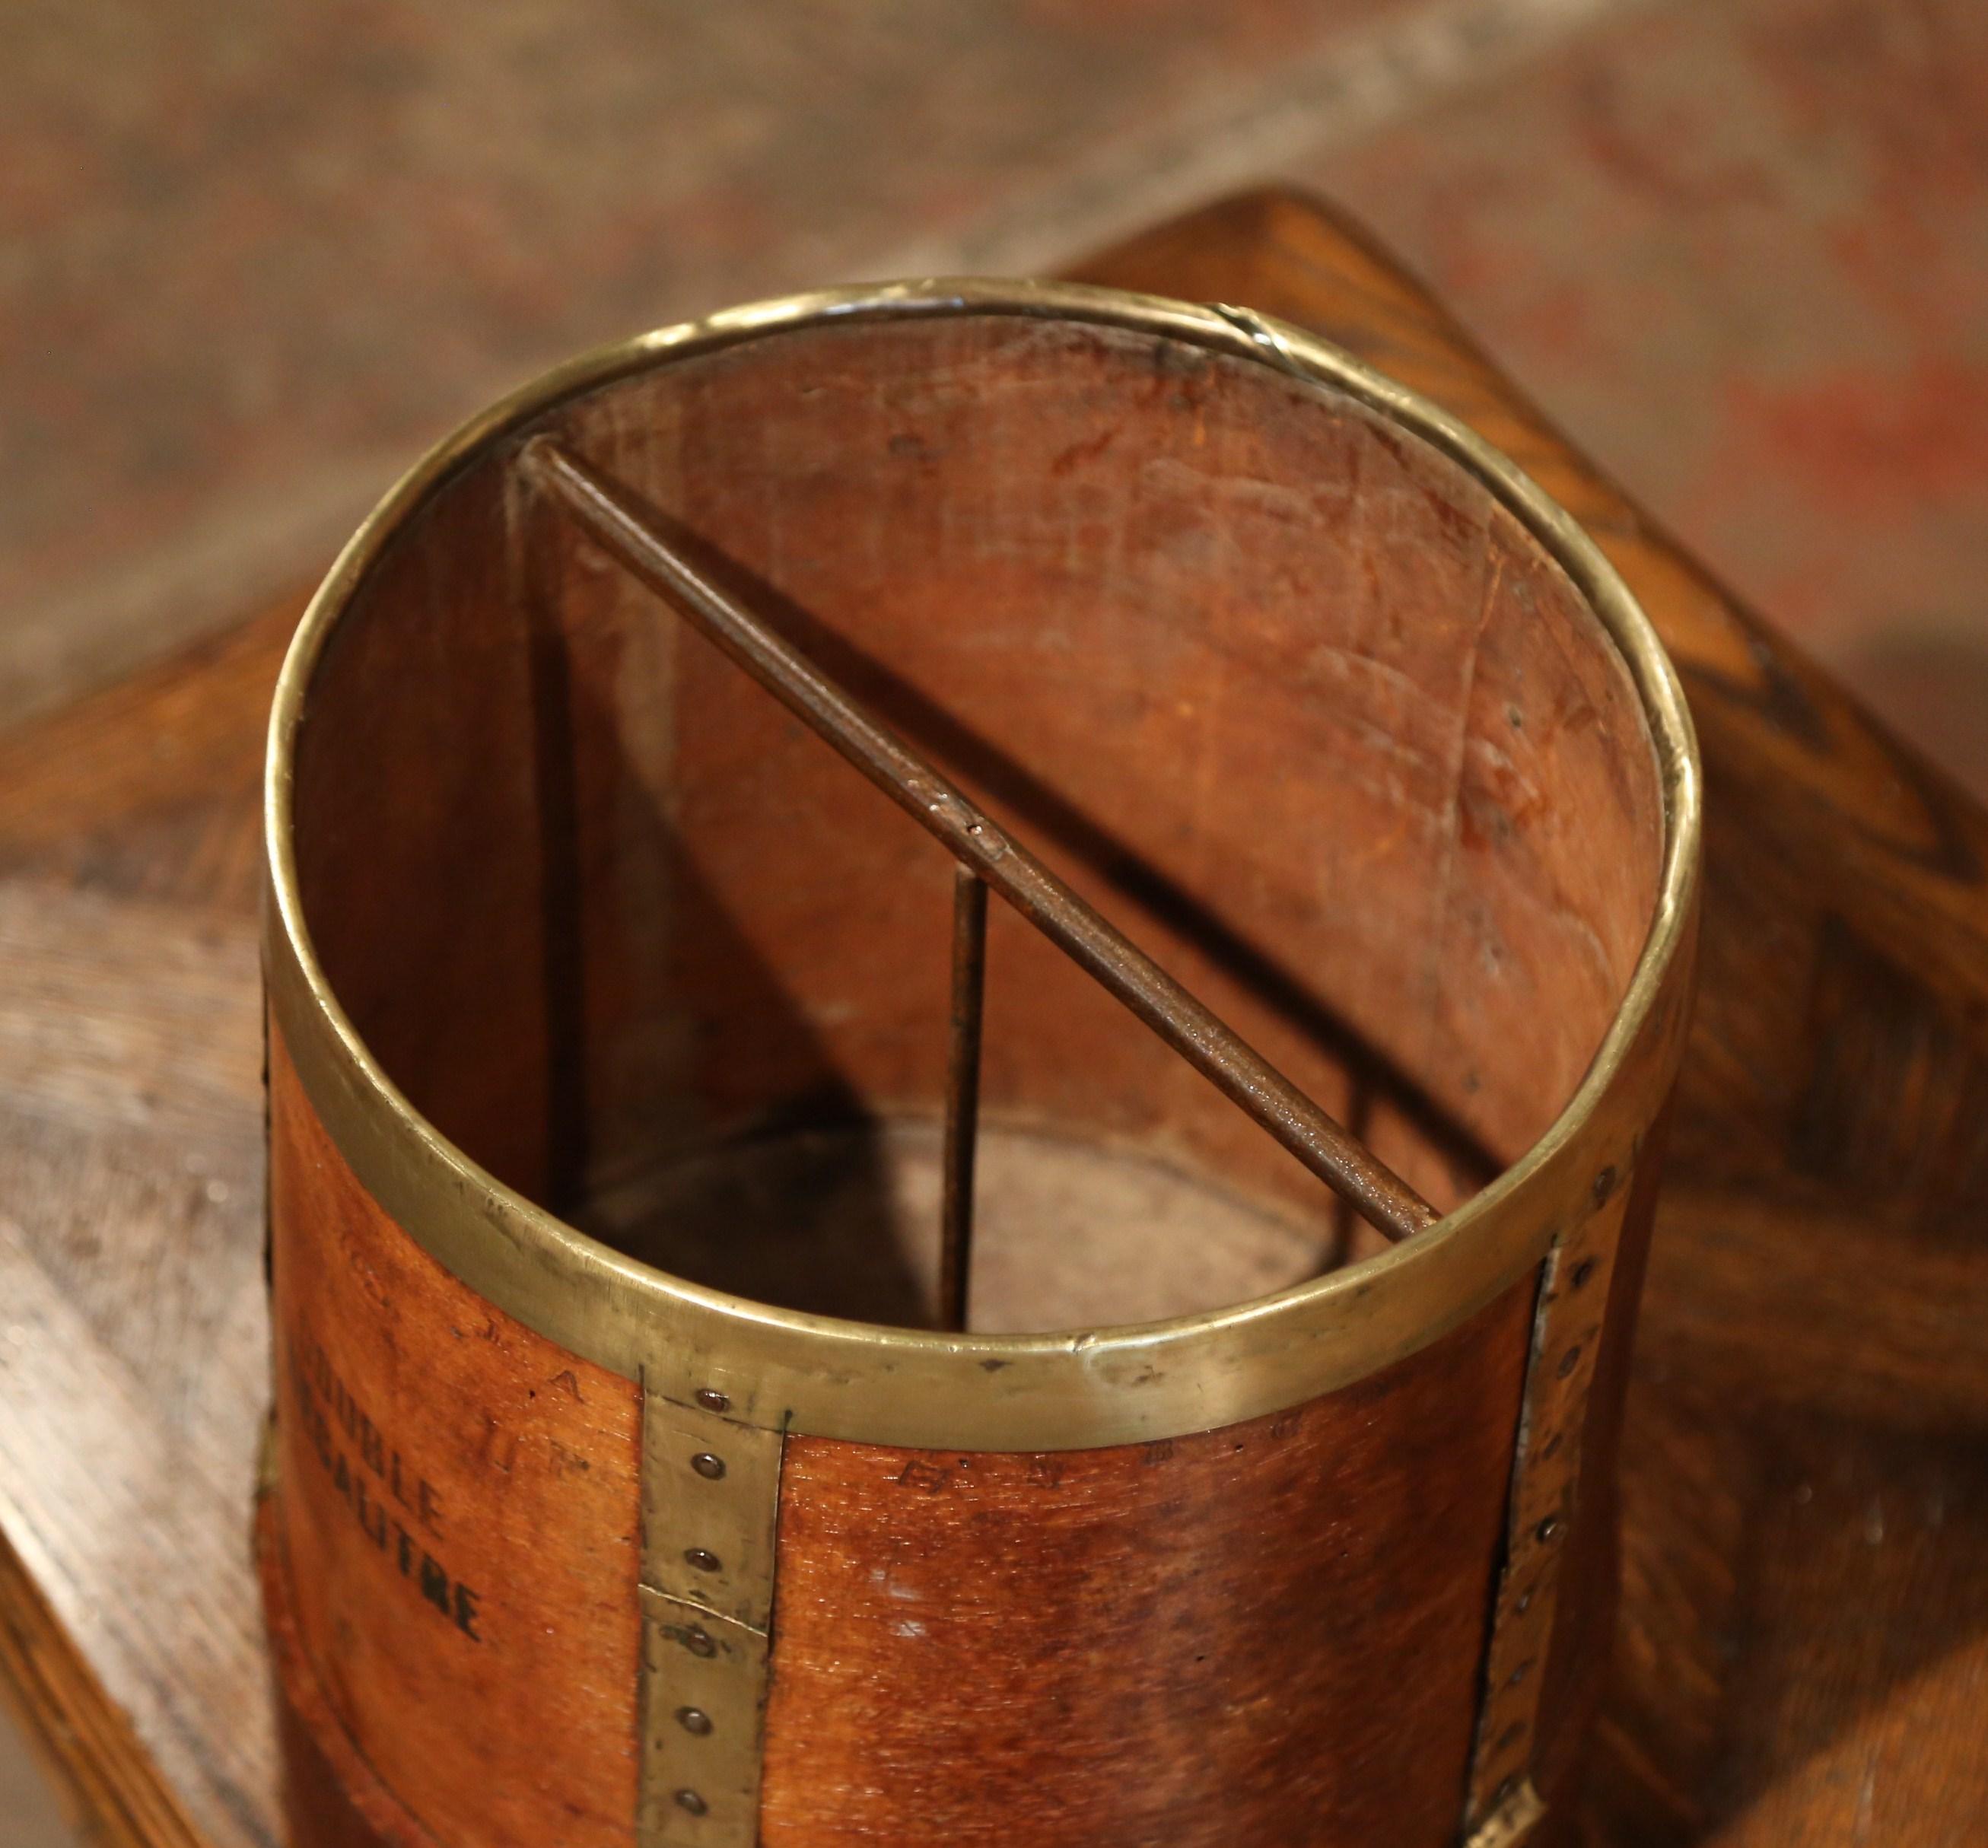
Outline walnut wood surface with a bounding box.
[266,1033,644,1848]
[1,188,1984,1847]
[760,1299,1529,1848]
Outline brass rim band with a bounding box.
[263,280,1703,1453]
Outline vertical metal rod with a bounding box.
[940,867,988,1333]
[519,436,1438,1243]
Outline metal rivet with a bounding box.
[684,1547,722,1573]
[1514,1589,1534,1615]
[677,1706,714,1737]
[676,1625,717,1659]
[1556,1344,1582,1379]
[1592,1166,1617,1206]
[691,1452,727,1481]
[1570,1257,1597,1290]
[695,1388,730,1414]
[1536,1515,1562,1544]
[1506,1659,1532,1689]
[675,1789,708,1816]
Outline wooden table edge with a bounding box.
[0,1523,210,1848]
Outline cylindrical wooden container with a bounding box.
[259,282,1700,1848]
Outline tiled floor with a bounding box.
[3,2,1986,1838]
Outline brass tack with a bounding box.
[685,1547,722,1573]
[1536,1515,1563,1544]
[675,1789,708,1816]
[676,1625,717,1659]
[695,1388,730,1413]
[677,1706,714,1737]
[691,1452,727,1481]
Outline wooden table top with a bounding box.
[3,189,1986,1848]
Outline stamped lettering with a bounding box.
[288,1325,485,1642]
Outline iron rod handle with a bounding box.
[520,436,1438,1245]
[940,866,988,1330]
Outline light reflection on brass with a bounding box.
[264,280,1700,1455]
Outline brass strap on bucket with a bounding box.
[482,400,1680,1848]
[1462,1162,1640,1847]
[638,1385,783,1848]
[517,434,1448,1848]
[267,281,1700,1848]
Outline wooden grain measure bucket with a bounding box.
[258,281,1702,1848]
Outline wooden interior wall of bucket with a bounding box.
[291,315,1664,1322]
[272,311,1676,1848]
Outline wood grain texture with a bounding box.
[761,1297,1530,1848]
[1,189,1986,1848]
[256,1500,429,1848]
[1078,189,1988,1846]
[0,1528,207,1848]
[266,1031,644,1848]
[277,285,1671,1848]
[291,309,1662,1283]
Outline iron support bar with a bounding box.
[520,436,1438,1245]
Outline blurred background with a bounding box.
[3,0,1986,1836]
[10,0,1988,787]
